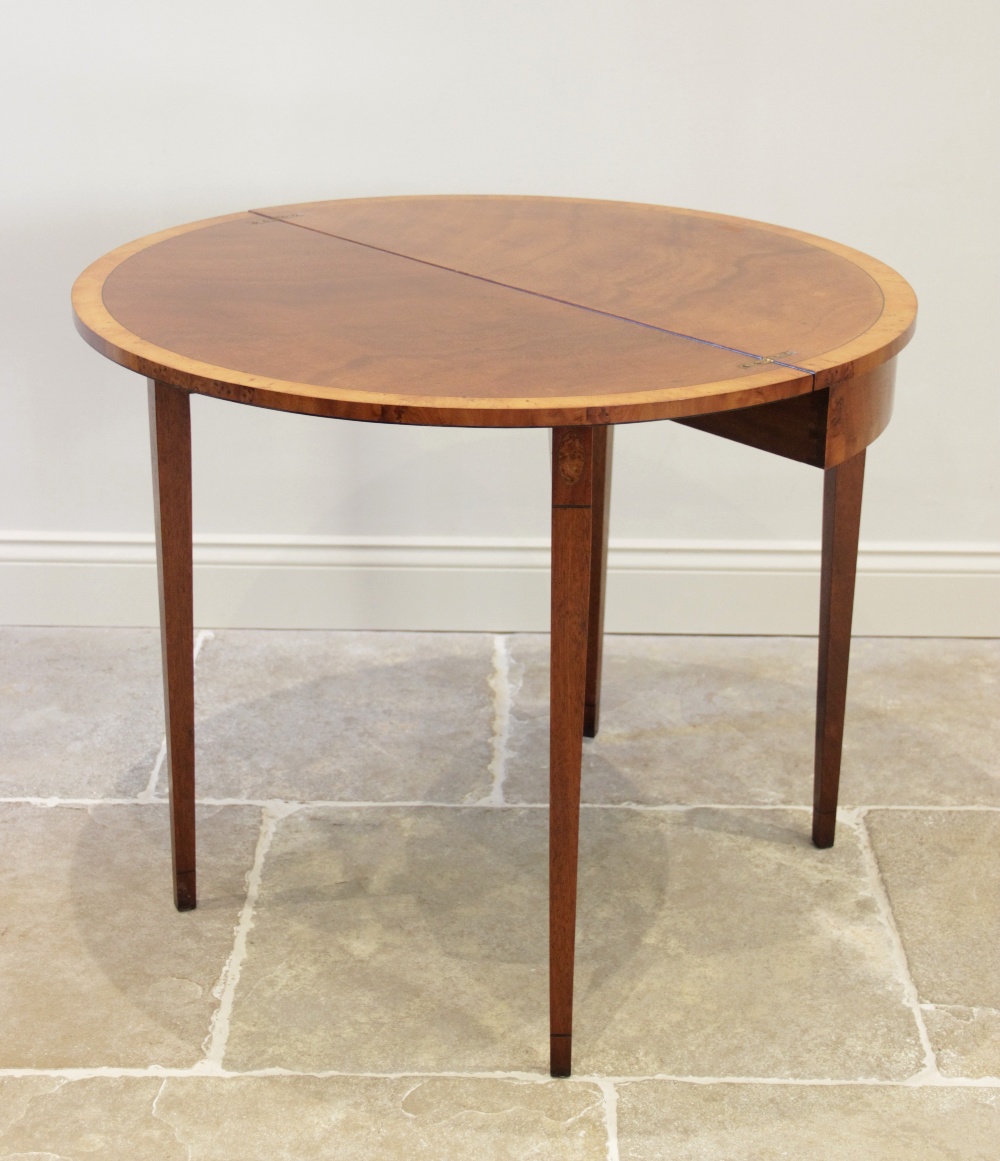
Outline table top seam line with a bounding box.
[249,210,816,376]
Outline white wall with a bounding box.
[1,0,997,633]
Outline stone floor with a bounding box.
[0,627,997,1159]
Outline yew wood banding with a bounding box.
[825,360,896,467]
[73,198,914,429]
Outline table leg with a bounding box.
[584,426,613,738]
[813,449,865,849]
[550,426,594,1077]
[148,380,197,911]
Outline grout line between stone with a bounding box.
[580,802,808,812]
[920,1002,1000,1013]
[0,796,149,807]
[196,803,292,1073]
[477,634,512,806]
[136,629,215,805]
[843,807,940,1081]
[596,1078,621,1161]
[846,804,1000,812]
[137,740,167,804]
[0,797,809,811]
[0,1066,997,1087]
[6,796,1000,813]
[193,629,215,661]
[598,1073,1000,1088]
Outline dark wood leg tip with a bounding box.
[812,814,836,849]
[583,704,598,738]
[174,872,197,911]
[550,1035,572,1077]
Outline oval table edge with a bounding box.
[71,203,917,428]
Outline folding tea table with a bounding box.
[73,196,916,1075]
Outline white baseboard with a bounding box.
[0,534,997,636]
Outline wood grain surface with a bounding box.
[148,380,196,911]
[72,196,916,428]
[254,196,902,382]
[549,426,594,1076]
[584,426,613,737]
[813,451,866,848]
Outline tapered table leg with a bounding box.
[148,380,197,910]
[813,450,866,849]
[549,426,594,1077]
[584,426,613,738]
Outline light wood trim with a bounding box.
[74,235,813,425]
[824,359,896,467]
[73,199,913,428]
[73,212,822,428]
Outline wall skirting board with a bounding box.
[0,533,997,636]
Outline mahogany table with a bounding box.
[72,196,916,1077]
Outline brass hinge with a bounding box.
[740,350,797,368]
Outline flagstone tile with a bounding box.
[615,1080,1000,1160]
[503,636,1000,807]
[921,1006,1000,1079]
[224,805,922,1078]
[0,1077,67,1134]
[0,1077,175,1159]
[0,1075,608,1160]
[865,809,1000,1077]
[184,631,495,803]
[0,627,164,798]
[571,807,922,1078]
[0,802,259,1067]
[224,805,549,1073]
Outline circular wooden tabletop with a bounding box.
[73,196,916,428]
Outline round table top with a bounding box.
[73,196,916,428]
